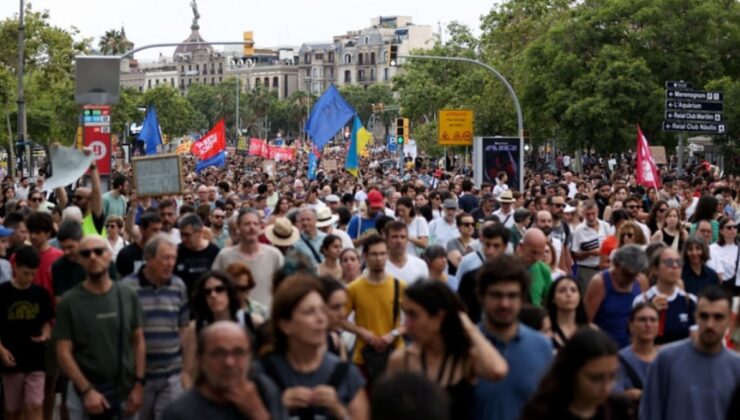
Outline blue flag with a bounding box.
[138,106,163,155]
[195,151,226,173]
[305,85,355,150]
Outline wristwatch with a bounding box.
[390,329,401,339]
[134,376,146,386]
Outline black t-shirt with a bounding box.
[458,266,483,324]
[0,282,54,372]
[175,243,221,296]
[116,243,143,278]
[52,256,118,297]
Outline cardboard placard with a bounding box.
[649,146,667,165]
[132,154,184,197]
[262,159,276,178]
[323,159,338,171]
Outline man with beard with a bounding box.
[174,214,220,297]
[102,174,128,220]
[641,286,740,420]
[117,211,162,278]
[473,255,553,420]
[595,181,611,220]
[209,208,229,249]
[158,200,181,245]
[547,195,573,271]
[161,322,283,420]
[54,235,146,419]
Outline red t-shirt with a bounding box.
[11,246,64,297]
[600,235,618,258]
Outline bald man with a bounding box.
[516,228,552,306]
[535,210,563,266]
[54,235,146,419]
[162,322,284,420]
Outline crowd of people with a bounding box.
[0,144,739,420]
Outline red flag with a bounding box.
[191,119,226,160]
[636,125,661,189]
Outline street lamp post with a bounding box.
[16,0,28,178]
[398,54,525,181]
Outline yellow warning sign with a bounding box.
[438,109,473,146]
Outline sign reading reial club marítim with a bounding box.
[662,80,726,135]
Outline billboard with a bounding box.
[473,136,523,192]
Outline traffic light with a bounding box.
[396,117,409,144]
[389,45,398,66]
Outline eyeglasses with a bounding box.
[661,258,682,268]
[79,247,106,258]
[30,197,42,202]
[203,285,227,296]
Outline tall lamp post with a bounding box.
[16,0,28,178]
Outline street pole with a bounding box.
[677,133,684,177]
[235,77,240,141]
[399,55,525,189]
[16,0,26,178]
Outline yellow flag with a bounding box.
[357,127,372,158]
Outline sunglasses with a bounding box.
[30,197,43,202]
[724,225,738,230]
[661,258,682,268]
[79,247,106,258]
[552,203,564,208]
[203,285,227,296]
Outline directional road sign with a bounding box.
[666,90,723,102]
[665,111,723,122]
[665,100,723,112]
[663,121,726,134]
[665,81,693,90]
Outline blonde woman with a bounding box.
[651,207,688,251]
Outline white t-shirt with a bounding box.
[406,217,429,257]
[493,208,515,228]
[493,183,509,198]
[571,220,610,268]
[428,218,459,248]
[708,243,740,286]
[330,227,355,250]
[385,255,429,285]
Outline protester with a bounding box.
[54,235,145,420]
[428,199,459,248]
[492,191,516,228]
[572,200,610,291]
[261,275,368,419]
[614,302,659,403]
[212,209,284,307]
[473,255,553,420]
[422,245,448,282]
[682,235,721,296]
[175,213,221,296]
[105,215,127,259]
[161,321,284,420]
[224,262,268,322]
[339,248,362,284]
[545,276,591,350]
[395,197,428,257]
[316,206,353,249]
[318,276,350,360]
[521,329,632,420]
[387,280,507,420]
[446,212,476,275]
[584,245,649,348]
[117,211,162,277]
[640,286,740,420]
[318,234,343,279]
[650,207,687,251]
[708,216,739,292]
[383,221,429,285]
[0,246,53,420]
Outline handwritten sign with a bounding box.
[649,146,667,165]
[322,159,338,171]
[132,154,183,197]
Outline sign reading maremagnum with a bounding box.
[473,137,523,192]
[663,81,726,134]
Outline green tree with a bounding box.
[98,28,133,55]
[143,84,204,136]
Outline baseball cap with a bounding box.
[367,190,385,208]
[564,204,577,213]
[0,226,14,238]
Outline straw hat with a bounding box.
[316,207,340,228]
[265,217,300,247]
[498,190,515,203]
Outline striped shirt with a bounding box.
[122,269,189,379]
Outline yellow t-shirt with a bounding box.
[346,275,406,364]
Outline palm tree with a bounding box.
[98,27,133,55]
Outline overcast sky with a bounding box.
[0,0,498,59]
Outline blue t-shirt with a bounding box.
[474,323,553,420]
[640,339,740,420]
[347,213,381,239]
[633,286,696,345]
[614,346,652,392]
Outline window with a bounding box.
[264,78,270,87]
[358,54,364,65]
[315,53,323,60]
[344,54,352,64]
[370,69,375,81]
[358,70,364,82]
[304,53,311,64]
[171,78,175,86]
[138,86,143,92]
[384,68,389,81]
[371,52,376,65]
[344,70,351,83]
[147,80,151,89]
[329,68,334,78]
[188,64,192,71]
[328,52,335,63]
[365,36,369,45]
[211,77,215,85]
[181,66,185,72]
[188,79,192,86]
[219,77,222,83]
[196,64,199,71]
[218,62,223,74]
[382,51,388,63]
[273,77,279,88]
